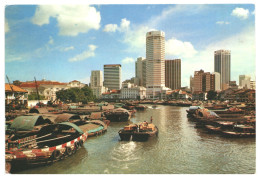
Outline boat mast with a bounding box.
[34,77,41,107]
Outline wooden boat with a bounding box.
[118,121,158,141]
[5,115,52,142]
[5,122,88,173]
[104,108,130,122]
[220,124,255,138]
[186,106,201,116]
[135,105,147,111]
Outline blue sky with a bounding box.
[5,4,256,87]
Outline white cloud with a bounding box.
[216,21,230,25]
[48,36,54,44]
[165,38,197,58]
[5,19,9,33]
[103,18,130,33]
[63,46,74,52]
[120,18,130,31]
[69,45,97,62]
[122,57,135,64]
[231,7,249,20]
[103,24,118,32]
[31,5,101,36]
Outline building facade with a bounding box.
[193,70,216,93]
[90,70,107,98]
[135,57,146,87]
[239,75,251,89]
[120,83,146,100]
[146,31,165,98]
[214,49,231,90]
[104,64,122,90]
[165,59,181,90]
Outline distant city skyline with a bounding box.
[5,4,255,87]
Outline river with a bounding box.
[17,105,255,174]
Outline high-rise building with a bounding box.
[91,70,103,87]
[193,70,215,93]
[214,50,231,90]
[104,64,121,90]
[213,72,221,91]
[135,57,146,87]
[146,31,165,98]
[239,75,251,89]
[90,70,107,98]
[165,59,181,90]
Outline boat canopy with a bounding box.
[10,115,47,131]
[58,122,84,134]
[29,108,49,114]
[189,106,201,110]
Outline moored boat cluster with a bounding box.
[186,105,255,138]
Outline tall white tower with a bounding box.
[146,31,166,98]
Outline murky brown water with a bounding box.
[17,105,255,174]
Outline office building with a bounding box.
[165,59,181,90]
[239,75,251,89]
[104,64,122,90]
[90,70,107,98]
[214,49,231,90]
[146,31,166,98]
[193,70,216,93]
[135,57,146,87]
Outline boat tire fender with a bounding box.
[65,147,72,156]
[79,139,84,147]
[51,150,61,161]
[74,141,80,150]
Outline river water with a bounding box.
[17,105,255,174]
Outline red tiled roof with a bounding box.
[20,81,67,88]
[5,84,28,93]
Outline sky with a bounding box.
[4,3,256,87]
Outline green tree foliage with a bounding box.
[207,90,217,100]
[56,86,96,103]
[28,92,45,100]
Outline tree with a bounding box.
[207,90,217,100]
[28,92,45,100]
[56,86,96,104]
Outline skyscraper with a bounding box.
[146,31,165,98]
[104,64,121,90]
[135,57,146,87]
[214,50,231,90]
[165,59,181,90]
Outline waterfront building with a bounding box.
[101,89,121,100]
[5,84,28,107]
[90,70,107,98]
[214,49,231,90]
[19,80,68,101]
[104,64,122,90]
[250,81,256,90]
[229,81,238,90]
[67,80,85,88]
[146,31,165,98]
[239,75,251,89]
[135,57,146,87]
[193,70,216,93]
[120,82,146,100]
[165,59,181,90]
